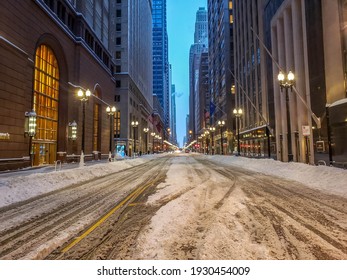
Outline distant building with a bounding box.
[189,7,208,140]
[171,84,178,145]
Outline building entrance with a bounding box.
[33,142,56,166]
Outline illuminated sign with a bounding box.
[0,133,10,140]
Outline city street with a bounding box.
[0,154,346,260]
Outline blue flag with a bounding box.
[210,101,216,116]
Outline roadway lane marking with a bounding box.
[61,181,153,253]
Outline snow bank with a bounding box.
[0,156,155,208]
[207,155,347,198]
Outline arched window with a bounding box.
[33,45,59,165]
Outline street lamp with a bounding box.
[218,120,225,155]
[209,127,216,155]
[151,132,156,154]
[106,106,116,161]
[233,108,243,156]
[155,134,159,153]
[131,120,138,157]
[277,70,295,162]
[25,110,37,167]
[204,130,210,154]
[143,127,149,154]
[77,88,91,166]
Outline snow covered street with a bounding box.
[0,153,346,260]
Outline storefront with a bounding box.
[239,125,274,158]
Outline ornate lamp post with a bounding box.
[204,130,210,154]
[143,127,149,154]
[218,120,225,155]
[209,127,216,155]
[77,88,91,166]
[233,108,243,156]
[151,132,156,154]
[131,120,138,157]
[106,106,116,161]
[277,70,295,162]
[155,134,159,153]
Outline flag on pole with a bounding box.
[210,101,216,116]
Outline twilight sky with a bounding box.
[167,0,207,147]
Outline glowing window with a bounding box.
[33,45,59,141]
[114,111,121,138]
[229,1,233,10]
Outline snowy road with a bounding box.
[0,154,346,260]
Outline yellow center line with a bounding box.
[61,181,154,253]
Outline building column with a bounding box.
[284,6,298,162]
[292,0,311,163]
[271,25,282,161]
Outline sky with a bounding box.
[167,0,207,147]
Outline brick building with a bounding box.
[0,0,118,170]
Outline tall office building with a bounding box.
[110,0,153,156]
[152,0,170,135]
[233,0,273,158]
[189,7,208,140]
[207,0,235,154]
[264,0,347,164]
[198,51,210,135]
[171,84,178,145]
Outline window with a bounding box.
[85,29,94,49]
[57,2,66,23]
[115,51,121,59]
[116,65,121,73]
[33,45,59,142]
[114,111,121,138]
[116,0,121,3]
[116,37,121,45]
[116,81,121,88]
[116,23,121,31]
[33,45,59,165]
[116,10,121,17]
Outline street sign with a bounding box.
[302,125,311,136]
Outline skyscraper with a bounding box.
[110,0,153,156]
[189,7,208,140]
[233,0,273,158]
[171,84,178,145]
[152,0,170,135]
[208,0,235,154]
